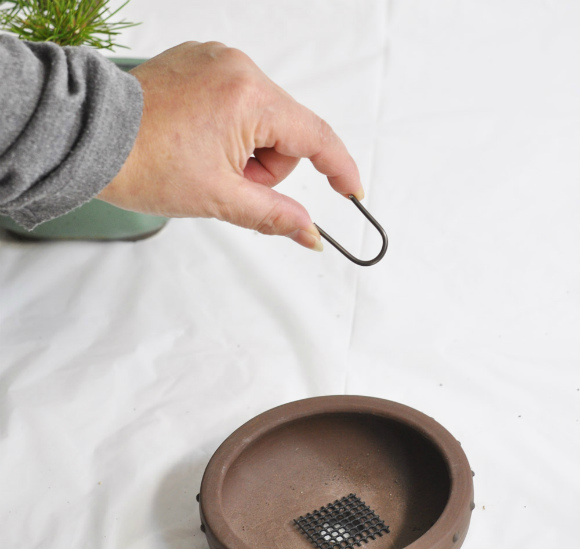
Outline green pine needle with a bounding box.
[0,0,140,50]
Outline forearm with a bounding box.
[0,34,143,229]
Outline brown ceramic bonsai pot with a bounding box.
[198,395,474,549]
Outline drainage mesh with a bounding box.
[294,493,390,549]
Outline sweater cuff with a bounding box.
[0,37,143,230]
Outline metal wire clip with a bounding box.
[314,195,388,267]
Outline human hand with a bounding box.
[98,41,364,251]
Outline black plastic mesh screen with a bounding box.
[294,493,390,549]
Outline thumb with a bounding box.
[216,173,323,251]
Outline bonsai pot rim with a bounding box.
[198,395,474,549]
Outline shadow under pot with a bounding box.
[0,58,167,241]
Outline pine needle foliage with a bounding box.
[0,0,139,50]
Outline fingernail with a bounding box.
[352,187,365,201]
[288,224,323,252]
[310,234,324,252]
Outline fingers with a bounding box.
[216,172,323,251]
[243,148,300,187]
[259,100,364,200]
[230,99,363,252]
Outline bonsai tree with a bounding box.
[0,0,138,50]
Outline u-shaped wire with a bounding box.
[314,195,388,267]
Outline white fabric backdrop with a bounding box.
[1,1,578,548]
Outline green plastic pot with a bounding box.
[0,58,167,241]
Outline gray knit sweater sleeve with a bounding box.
[0,34,143,229]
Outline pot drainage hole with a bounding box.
[294,493,390,549]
